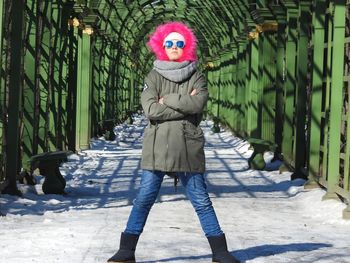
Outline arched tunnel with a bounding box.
[0,0,350,220]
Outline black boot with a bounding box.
[208,234,240,263]
[107,232,139,263]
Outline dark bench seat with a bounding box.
[247,138,277,170]
[29,150,73,194]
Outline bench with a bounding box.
[247,138,277,170]
[29,151,73,194]
[98,119,116,141]
[211,117,220,133]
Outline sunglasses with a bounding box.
[164,40,185,49]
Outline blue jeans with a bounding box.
[125,170,223,237]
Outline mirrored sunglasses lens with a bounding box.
[164,40,173,48]
[176,41,185,48]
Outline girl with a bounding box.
[108,21,240,263]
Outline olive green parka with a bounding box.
[140,67,208,173]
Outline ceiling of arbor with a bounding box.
[72,0,284,68]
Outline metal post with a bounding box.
[280,5,298,172]
[22,0,37,172]
[75,30,92,150]
[66,25,78,151]
[292,1,311,180]
[36,0,51,153]
[248,38,260,138]
[305,0,327,188]
[261,31,277,143]
[0,0,5,187]
[91,38,101,136]
[275,23,286,159]
[238,41,247,136]
[323,0,346,200]
[257,33,265,139]
[3,0,25,195]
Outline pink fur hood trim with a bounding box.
[147,21,198,62]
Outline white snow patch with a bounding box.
[1,114,350,263]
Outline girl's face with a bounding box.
[164,39,184,61]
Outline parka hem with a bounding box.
[140,165,205,174]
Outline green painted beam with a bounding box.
[4,0,25,195]
[274,23,286,156]
[281,5,298,172]
[0,0,4,183]
[291,0,311,180]
[22,0,38,172]
[306,0,327,187]
[247,38,260,138]
[75,30,92,150]
[323,0,346,199]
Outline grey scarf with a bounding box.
[153,60,197,82]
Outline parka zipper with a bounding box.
[164,123,169,170]
[152,122,158,172]
[182,121,192,173]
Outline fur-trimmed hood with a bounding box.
[147,21,197,62]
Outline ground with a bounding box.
[1,115,350,263]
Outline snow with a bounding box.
[1,115,350,263]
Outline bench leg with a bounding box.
[248,151,266,170]
[39,161,66,194]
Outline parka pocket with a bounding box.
[142,124,156,168]
[183,123,205,171]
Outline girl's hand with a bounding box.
[190,89,197,96]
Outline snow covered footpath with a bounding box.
[1,115,350,263]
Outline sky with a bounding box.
[1,115,350,263]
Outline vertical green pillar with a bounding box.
[292,1,311,180]
[257,33,265,139]
[281,4,298,172]
[261,31,276,142]
[104,43,112,120]
[66,25,78,151]
[227,51,235,130]
[235,45,243,135]
[320,2,334,184]
[238,41,247,136]
[51,2,65,150]
[231,48,238,130]
[306,0,327,187]
[46,1,57,151]
[214,60,220,131]
[0,0,4,184]
[248,37,260,138]
[206,66,213,113]
[93,39,106,122]
[221,50,232,127]
[76,30,92,151]
[323,0,346,199]
[22,0,37,171]
[0,0,3,71]
[37,0,52,153]
[245,42,252,136]
[130,67,135,113]
[4,0,25,195]
[101,43,107,118]
[91,38,102,135]
[275,23,286,157]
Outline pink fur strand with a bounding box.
[147,21,197,62]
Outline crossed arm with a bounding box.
[141,73,208,121]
